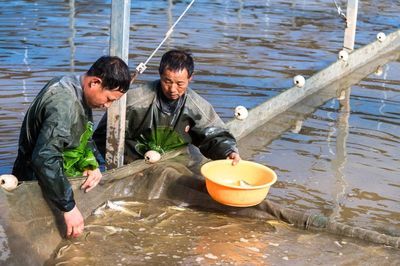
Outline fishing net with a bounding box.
[118,160,400,249]
[2,153,400,265]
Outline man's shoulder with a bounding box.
[186,88,213,109]
[35,76,82,113]
[126,80,158,107]
[44,75,79,93]
[184,88,224,126]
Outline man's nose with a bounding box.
[104,101,112,108]
[170,83,178,92]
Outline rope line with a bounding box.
[332,0,347,21]
[132,0,196,80]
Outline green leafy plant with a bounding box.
[135,126,186,156]
[63,122,99,177]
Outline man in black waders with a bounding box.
[12,56,131,238]
[93,49,241,165]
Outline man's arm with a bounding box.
[187,91,240,163]
[31,97,85,237]
[92,112,108,159]
[226,151,241,165]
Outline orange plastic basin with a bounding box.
[201,159,277,207]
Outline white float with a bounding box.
[293,75,305,88]
[374,65,384,76]
[377,32,386,42]
[338,50,349,61]
[234,106,248,120]
[144,150,161,163]
[337,89,347,100]
[0,174,19,191]
[290,120,303,134]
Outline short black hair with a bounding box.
[159,50,194,77]
[87,56,131,93]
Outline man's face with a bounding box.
[160,68,192,100]
[84,77,124,109]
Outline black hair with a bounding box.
[87,56,131,93]
[159,50,194,77]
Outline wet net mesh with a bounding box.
[102,160,400,249]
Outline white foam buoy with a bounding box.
[234,105,248,120]
[338,50,349,62]
[144,150,161,163]
[293,75,305,88]
[374,65,384,76]
[290,120,303,134]
[337,89,346,101]
[0,174,19,191]
[377,32,386,42]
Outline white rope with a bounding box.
[135,0,196,75]
[332,0,347,21]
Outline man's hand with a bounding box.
[64,205,84,238]
[81,168,102,192]
[227,152,241,165]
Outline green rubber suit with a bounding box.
[12,76,98,212]
[93,80,238,164]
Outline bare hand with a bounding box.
[64,205,84,238]
[227,152,241,165]
[81,168,102,192]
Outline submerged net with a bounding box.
[102,161,400,249]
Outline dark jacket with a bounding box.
[12,75,92,212]
[93,80,238,164]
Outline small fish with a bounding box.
[92,200,141,217]
[106,200,141,217]
[93,202,107,216]
[239,180,253,187]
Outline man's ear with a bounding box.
[188,73,194,82]
[89,77,102,88]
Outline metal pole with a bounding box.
[343,0,358,52]
[106,0,131,169]
[330,88,350,222]
[69,0,76,72]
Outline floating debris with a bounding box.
[246,246,260,252]
[334,241,343,248]
[205,253,218,260]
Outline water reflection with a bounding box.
[261,60,400,234]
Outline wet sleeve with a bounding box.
[31,98,77,212]
[191,126,238,160]
[92,112,108,159]
[189,100,238,160]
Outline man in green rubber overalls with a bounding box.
[93,50,241,165]
[12,56,131,238]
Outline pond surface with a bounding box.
[49,199,400,265]
[0,0,399,264]
[261,61,400,235]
